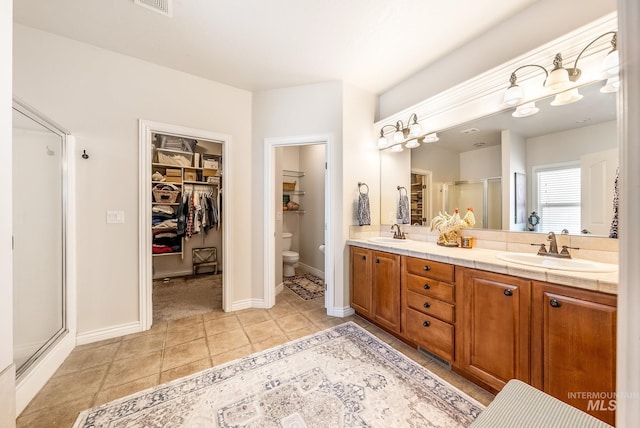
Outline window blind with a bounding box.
[537,167,581,234]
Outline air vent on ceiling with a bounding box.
[134,0,172,17]
[460,127,480,135]
[473,142,487,148]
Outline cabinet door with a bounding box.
[372,251,401,333]
[532,282,616,426]
[350,247,372,318]
[460,269,530,391]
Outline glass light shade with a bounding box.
[601,49,619,76]
[377,135,389,149]
[405,139,420,149]
[409,122,422,137]
[503,84,524,106]
[512,102,539,118]
[550,88,583,106]
[545,67,571,91]
[393,130,404,143]
[390,144,404,153]
[600,76,620,93]
[423,133,439,143]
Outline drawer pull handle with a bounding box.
[423,321,430,327]
[423,265,431,271]
[423,283,431,290]
[503,289,513,297]
[550,299,561,308]
[361,255,366,260]
[423,302,431,308]
[376,259,380,264]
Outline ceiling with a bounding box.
[13,0,537,94]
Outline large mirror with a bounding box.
[380,79,617,236]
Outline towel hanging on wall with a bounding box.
[397,186,410,224]
[609,167,619,239]
[357,182,371,226]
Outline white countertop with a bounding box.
[347,238,618,295]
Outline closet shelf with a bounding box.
[283,169,305,178]
[153,252,182,257]
[183,180,218,185]
[283,190,306,195]
[152,202,180,206]
[284,210,306,214]
[152,181,182,186]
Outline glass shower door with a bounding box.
[12,105,66,377]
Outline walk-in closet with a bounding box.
[151,132,223,322]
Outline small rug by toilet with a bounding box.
[73,322,484,427]
[284,273,324,300]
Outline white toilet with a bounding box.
[282,232,299,277]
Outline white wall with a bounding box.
[377,0,617,119]
[252,82,343,307]
[526,120,617,167]
[299,144,326,273]
[13,25,253,334]
[0,0,15,425]
[380,148,410,224]
[501,130,527,230]
[459,145,502,181]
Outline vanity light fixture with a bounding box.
[550,88,584,106]
[390,143,404,153]
[404,139,420,149]
[423,132,439,143]
[512,102,539,118]
[566,31,618,82]
[503,64,549,106]
[378,113,430,150]
[600,76,620,93]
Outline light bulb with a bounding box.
[393,130,404,143]
[377,135,389,149]
[423,133,439,143]
[503,84,524,106]
[512,102,539,118]
[409,122,422,137]
[405,139,419,149]
[390,144,404,153]
[601,49,619,76]
[550,88,583,106]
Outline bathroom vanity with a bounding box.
[348,240,617,426]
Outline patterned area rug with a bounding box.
[73,322,484,427]
[284,273,324,300]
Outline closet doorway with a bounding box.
[139,121,232,330]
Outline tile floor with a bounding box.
[16,284,494,427]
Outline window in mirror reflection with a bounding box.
[535,165,581,233]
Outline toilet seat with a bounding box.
[283,250,299,262]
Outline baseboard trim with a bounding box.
[0,364,16,424]
[152,269,193,280]
[327,306,355,317]
[296,263,324,280]
[230,299,266,311]
[76,321,142,346]
[276,282,284,295]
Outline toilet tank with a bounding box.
[282,232,293,251]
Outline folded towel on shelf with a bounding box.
[357,192,371,226]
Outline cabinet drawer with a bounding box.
[405,308,454,361]
[406,290,455,323]
[406,273,454,303]
[404,257,454,283]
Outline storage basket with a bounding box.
[153,185,180,203]
[157,149,193,167]
[283,181,296,191]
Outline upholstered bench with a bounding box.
[470,379,613,428]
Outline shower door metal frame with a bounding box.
[451,176,502,229]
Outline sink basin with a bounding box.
[496,252,617,273]
[367,237,412,244]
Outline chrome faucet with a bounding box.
[391,224,406,240]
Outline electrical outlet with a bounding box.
[107,210,125,224]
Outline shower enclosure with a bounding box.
[12,100,69,380]
[443,178,502,229]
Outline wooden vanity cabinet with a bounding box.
[401,257,456,362]
[349,247,401,333]
[531,281,617,426]
[458,268,531,392]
